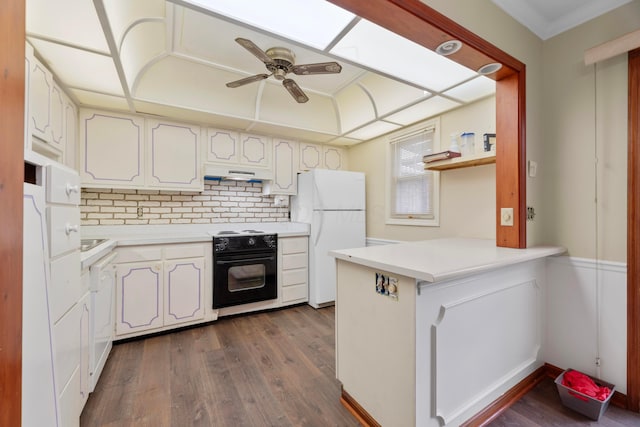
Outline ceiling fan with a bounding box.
[226,38,342,103]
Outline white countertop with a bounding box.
[329,237,566,283]
[80,222,310,269]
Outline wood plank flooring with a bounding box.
[80,305,360,427]
[490,377,640,426]
[83,304,640,426]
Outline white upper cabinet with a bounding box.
[299,142,347,171]
[146,119,203,191]
[64,97,78,170]
[80,109,145,188]
[206,128,272,169]
[50,84,65,151]
[29,54,53,143]
[264,139,298,195]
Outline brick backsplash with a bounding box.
[81,180,289,225]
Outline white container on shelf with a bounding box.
[460,132,475,156]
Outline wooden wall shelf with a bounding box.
[424,151,496,171]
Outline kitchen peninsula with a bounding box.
[330,238,565,426]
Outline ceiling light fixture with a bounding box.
[435,40,462,56]
[477,62,503,75]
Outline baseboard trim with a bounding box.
[340,387,381,427]
[460,365,548,427]
[342,364,629,426]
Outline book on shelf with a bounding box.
[422,150,462,163]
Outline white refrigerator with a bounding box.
[291,169,366,308]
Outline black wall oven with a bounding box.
[212,232,277,309]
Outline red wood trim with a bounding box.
[0,0,25,425]
[460,365,547,427]
[627,47,640,413]
[340,387,382,427]
[496,71,526,248]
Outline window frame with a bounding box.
[385,117,441,227]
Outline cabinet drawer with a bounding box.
[164,243,205,260]
[282,252,307,270]
[281,237,307,254]
[116,246,162,263]
[282,268,307,287]
[50,251,82,322]
[282,283,308,303]
[54,301,82,394]
[47,206,80,258]
[46,164,80,205]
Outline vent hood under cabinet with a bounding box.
[203,165,274,182]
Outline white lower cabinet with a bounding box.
[115,243,207,337]
[279,236,309,305]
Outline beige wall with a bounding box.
[540,3,639,261]
[348,96,496,241]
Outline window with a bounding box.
[386,120,440,226]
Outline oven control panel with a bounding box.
[214,233,277,253]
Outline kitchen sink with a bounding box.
[80,239,107,252]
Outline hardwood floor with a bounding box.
[491,377,640,426]
[80,305,360,427]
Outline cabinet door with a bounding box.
[64,96,78,170]
[116,262,163,335]
[240,133,271,168]
[206,128,239,164]
[80,109,145,188]
[79,293,91,409]
[23,183,61,427]
[30,55,53,143]
[50,84,65,151]
[164,258,205,327]
[299,142,322,171]
[147,119,202,190]
[271,139,297,195]
[323,145,346,170]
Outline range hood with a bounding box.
[203,165,274,182]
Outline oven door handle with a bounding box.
[216,255,275,264]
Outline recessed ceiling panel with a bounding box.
[121,21,167,90]
[27,0,109,53]
[173,5,362,95]
[102,0,166,46]
[259,83,338,134]
[345,121,401,141]
[331,19,478,92]
[70,89,130,110]
[181,0,355,49]
[443,77,496,103]
[358,73,431,117]
[335,84,376,133]
[385,97,462,126]
[136,56,260,119]
[28,38,124,96]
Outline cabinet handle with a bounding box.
[154,264,162,272]
[65,183,80,195]
[65,224,79,235]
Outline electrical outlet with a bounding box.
[500,208,513,226]
[137,207,143,218]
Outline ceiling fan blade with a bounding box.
[226,74,269,88]
[235,38,273,64]
[291,61,342,75]
[282,79,309,103]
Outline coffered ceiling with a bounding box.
[26,0,499,145]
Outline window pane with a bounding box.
[391,127,435,218]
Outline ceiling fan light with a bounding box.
[436,40,462,56]
[477,62,502,75]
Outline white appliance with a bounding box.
[89,251,117,391]
[291,169,366,308]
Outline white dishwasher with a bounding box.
[89,251,117,391]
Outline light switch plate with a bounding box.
[501,208,514,226]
